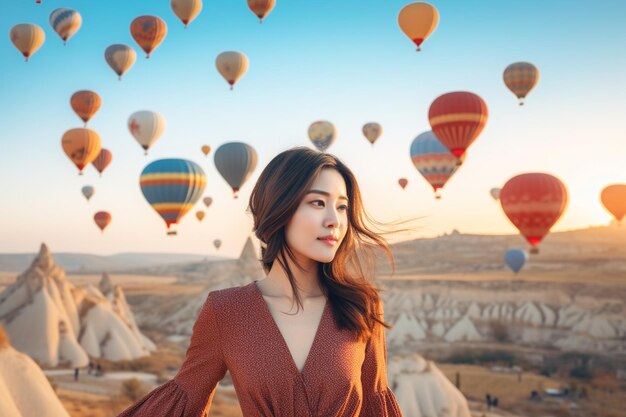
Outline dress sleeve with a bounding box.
[359,301,404,417]
[117,292,228,417]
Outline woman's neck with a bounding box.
[260,257,323,299]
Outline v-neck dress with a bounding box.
[116,281,403,417]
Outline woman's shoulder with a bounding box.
[206,281,259,315]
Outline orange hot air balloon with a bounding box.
[247,0,275,23]
[196,210,205,222]
[94,211,111,232]
[61,128,102,175]
[10,24,45,62]
[398,178,408,190]
[70,90,101,125]
[398,2,439,51]
[130,16,167,58]
[601,184,626,223]
[428,91,488,159]
[92,148,112,176]
[503,62,539,106]
[201,145,211,156]
[500,173,568,253]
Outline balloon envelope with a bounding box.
[203,196,213,208]
[504,249,527,273]
[500,173,568,249]
[398,178,408,190]
[201,145,211,156]
[82,186,94,201]
[214,142,258,197]
[71,90,101,124]
[94,211,111,232]
[600,184,626,222]
[140,159,206,233]
[308,121,336,152]
[397,2,439,51]
[428,91,488,158]
[10,24,45,61]
[213,239,222,249]
[92,148,112,176]
[362,122,382,145]
[410,131,463,198]
[49,8,82,44]
[170,0,202,27]
[490,187,501,201]
[196,211,205,221]
[215,51,249,89]
[247,0,275,22]
[128,111,166,154]
[61,128,102,174]
[503,62,539,105]
[130,15,167,58]
[105,44,136,79]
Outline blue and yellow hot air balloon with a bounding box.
[139,159,206,235]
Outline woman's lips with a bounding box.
[317,237,338,246]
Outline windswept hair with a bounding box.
[248,147,394,341]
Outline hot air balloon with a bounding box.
[36,0,42,4]
[308,121,336,152]
[428,91,488,159]
[49,8,82,45]
[362,122,382,145]
[10,24,45,62]
[94,211,111,232]
[214,142,258,198]
[196,211,205,222]
[410,131,463,199]
[171,0,202,28]
[82,186,94,201]
[201,145,211,156]
[247,0,275,23]
[216,51,249,90]
[128,111,166,155]
[70,90,101,125]
[130,16,167,59]
[490,187,501,201]
[92,148,112,176]
[203,196,213,208]
[398,178,408,190]
[500,173,568,253]
[61,128,102,175]
[105,44,136,80]
[213,239,222,250]
[504,249,527,274]
[600,184,626,224]
[398,2,439,51]
[139,159,206,235]
[503,62,539,106]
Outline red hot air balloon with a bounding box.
[428,91,488,159]
[398,178,408,190]
[94,211,111,232]
[499,173,568,253]
[92,148,112,176]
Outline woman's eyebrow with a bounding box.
[306,189,348,201]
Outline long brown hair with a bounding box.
[248,147,393,341]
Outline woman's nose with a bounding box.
[324,207,341,228]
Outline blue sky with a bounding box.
[1,0,625,256]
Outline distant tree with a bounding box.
[121,378,146,402]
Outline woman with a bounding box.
[117,147,403,417]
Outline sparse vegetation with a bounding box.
[121,378,146,402]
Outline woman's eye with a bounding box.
[311,200,325,207]
[338,205,348,211]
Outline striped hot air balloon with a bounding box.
[92,148,112,176]
[410,131,463,199]
[499,173,568,253]
[70,90,101,125]
[49,8,82,45]
[428,91,488,159]
[503,62,539,105]
[61,128,102,175]
[10,24,45,62]
[130,15,167,58]
[214,142,258,198]
[105,44,136,80]
[140,159,206,235]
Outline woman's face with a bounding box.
[285,168,349,266]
